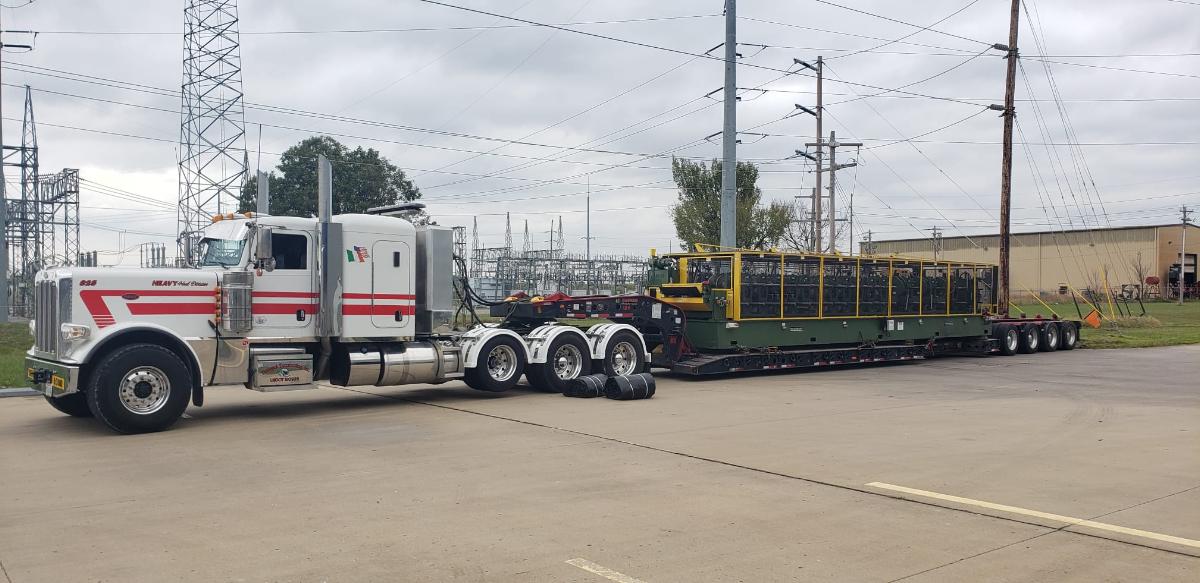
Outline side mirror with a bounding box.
[255,226,275,271]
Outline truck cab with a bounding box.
[27,203,650,434]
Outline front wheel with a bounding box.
[86,343,193,434]
[465,336,526,392]
[44,393,93,417]
[526,334,591,393]
[597,331,646,377]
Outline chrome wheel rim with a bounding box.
[610,341,638,376]
[1046,326,1058,346]
[118,366,170,415]
[486,344,518,382]
[1006,330,1018,352]
[552,344,584,380]
[1065,326,1076,345]
[1026,330,1039,350]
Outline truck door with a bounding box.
[252,229,318,334]
[370,239,414,332]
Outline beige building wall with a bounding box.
[868,224,1199,295]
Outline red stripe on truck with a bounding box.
[81,289,215,328]
[342,293,416,300]
[341,305,417,316]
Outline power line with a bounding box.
[808,0,991,46]
[33,14,719,36]
[409,1,987,107]
[825,0,984,61]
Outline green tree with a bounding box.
[239,136,423,219]
[670,158,792,250]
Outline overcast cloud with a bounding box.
[4,0,1199,265]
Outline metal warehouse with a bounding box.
[865,223,1199,297]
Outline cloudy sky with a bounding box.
[4,0,1199,266]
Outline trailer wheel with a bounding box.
[1059,322,1078,350]
[597,330,645,377]
[86,343,192,434]
[995,324,1019,356]
[526,334,591,393]
[1017,323,1040,354]
[1039,323,1059,352]
[44,393,93,417]
[465,336,525,392]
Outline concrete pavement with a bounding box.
[1,345,1197,581]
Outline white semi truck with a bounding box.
[25,158,649,433]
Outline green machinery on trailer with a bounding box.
[491,248,1081,375]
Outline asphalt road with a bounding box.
[1,345,1197,582]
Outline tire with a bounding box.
[526,333,592,393]
[995,324,1019,356]
[1059,322,1078,350]
[596,330,645,377]
[1039,322,1059,352]
[464,335,526,392]
[44,393,93,417]
[1017,323,1040,354]
[86,343,193,434]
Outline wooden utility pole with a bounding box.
[813,57,824,253]
[1182,205,1192,305]
[997,0,1020,316]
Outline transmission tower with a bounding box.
[555,216,565,256]
[503,212,512,252]
[177,0,248,257]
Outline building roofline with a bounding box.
[874,222,1200,245]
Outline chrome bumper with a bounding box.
[26,356,81,397]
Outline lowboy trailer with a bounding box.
[493,248,1080,375]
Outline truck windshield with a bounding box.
[197,238,246,267]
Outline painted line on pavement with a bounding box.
[566,558,648,583]
[866,482,1200,549]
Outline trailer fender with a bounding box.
[584,323,650,363]
[460,326,530,369]
[523,325,589,365]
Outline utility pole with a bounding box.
[719,0,737,250]
[0,10,7,323]
[995,0,1021,317]
[929,226,943,261]
[792,56,825,253]
[585,177,592,293]
[825,131,861,254]
[1182,205,1192,305]
[862,230,874,256]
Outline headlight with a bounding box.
[60,323,90,342]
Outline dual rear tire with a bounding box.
[465,331,647,394]
[994,321,1078,355]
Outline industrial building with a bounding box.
[866,223,1199,298]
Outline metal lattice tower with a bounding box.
[503,212,512,250]
[177,0,248,255]
[40,169,80,268]
[1,88,80,317]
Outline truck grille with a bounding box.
[35,278,59,355]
